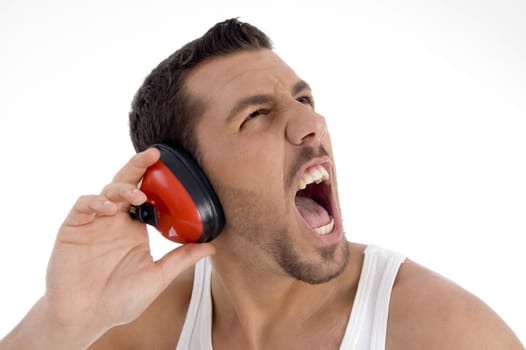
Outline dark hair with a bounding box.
[129,18,273,160]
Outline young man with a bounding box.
[1,18,523,350]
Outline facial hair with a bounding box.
[214,145,350,284]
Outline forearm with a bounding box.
[0,297,106,350]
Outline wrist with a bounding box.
[0,297,108,350]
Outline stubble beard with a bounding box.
[214,145,351,284]
[268,233,350,284]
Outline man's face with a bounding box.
[186,49,349,284]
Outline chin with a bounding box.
[272,236,350,284]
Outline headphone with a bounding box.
[129,143,225,243]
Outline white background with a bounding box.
[1,0,525,343]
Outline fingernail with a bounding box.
[133,190,147,202]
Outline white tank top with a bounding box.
[176,245,406,350]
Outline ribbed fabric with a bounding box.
[176,255,213,350]
[339,245,406,350]
[176,245,406,350]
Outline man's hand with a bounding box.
[0,148,215,350]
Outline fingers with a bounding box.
[102,183,147,207]
[156,243,216,289]
[62,195,118,227]
[112,147,160,184]
[102,148,160,209]
[63,149,160,227]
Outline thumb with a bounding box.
[155,243,216,289]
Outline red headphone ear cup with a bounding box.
[135,144,225,243]
[139,161,203,243]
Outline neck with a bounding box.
[209,241,364,348]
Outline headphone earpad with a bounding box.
[136,144,225,243]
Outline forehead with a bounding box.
[185,49,301,107]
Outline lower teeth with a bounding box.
[313,217,334,235]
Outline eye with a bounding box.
[240,108,270,128]
[297,95,314,107]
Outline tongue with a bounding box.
[295,196,330,228]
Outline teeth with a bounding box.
[313,218,334,235]
[311,168,323,184]
[299,164,329,190]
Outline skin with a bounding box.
[186,49,352,347]
[188,49,350,285]
[1,49,524,350]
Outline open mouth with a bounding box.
[294,163,335,235]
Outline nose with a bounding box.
[285,104,328,146]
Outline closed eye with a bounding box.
[240,108,271,128]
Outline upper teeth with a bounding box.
[299,164,329,190]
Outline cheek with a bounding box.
[208,140,279,187]
[212,180,291,242]
[207,157,288,224]
[197,130,287,209]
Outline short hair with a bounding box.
[129,18,273,160]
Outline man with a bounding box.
[0,18,523,350]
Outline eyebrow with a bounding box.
[292,80,311,96]
[226,79,312,123]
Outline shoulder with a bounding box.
[386,259,524,349]
[88,263,197,350]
